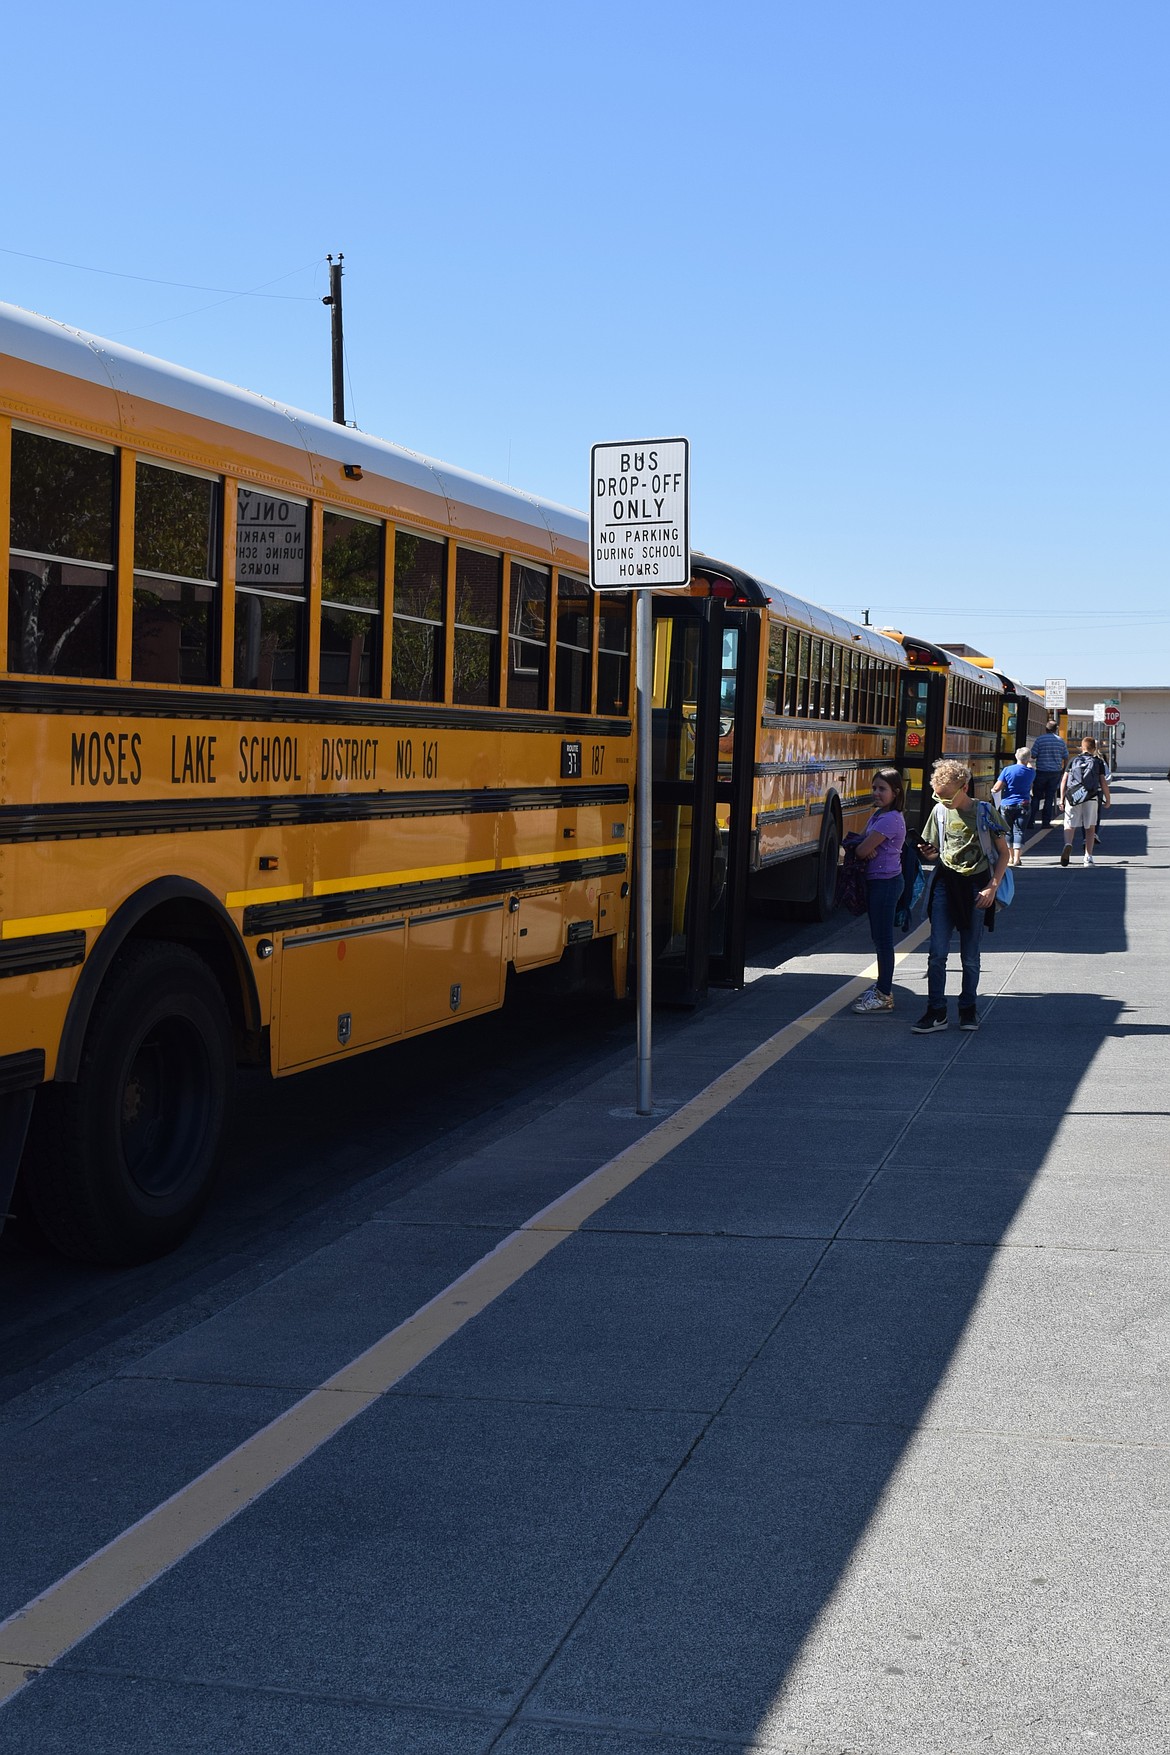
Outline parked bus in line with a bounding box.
[1,303,1036,1264]
[996,675,1048,761]
[883,635,1005,830]
[0,302,637,1263]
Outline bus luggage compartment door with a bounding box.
[277,920,406,1068]
[404,901,506,1032]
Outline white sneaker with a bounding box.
[851,987,894,1015]
[1084,853,1095,866]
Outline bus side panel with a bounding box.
[514,890,567,969]
[0,969,76,1078]
[276,922,405,1069]
[404,904,505,1032]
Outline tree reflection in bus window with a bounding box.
[391,531,445,702]
[133,461,220,685]
[320,510,382,697]
[8,429,115,678]
[453,548,501,707]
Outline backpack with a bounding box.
[1066,753,1100,805]
[834,834,869,916]
[932,801,1014,907]
[895,838,926,933]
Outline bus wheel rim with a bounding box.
[119,1016,211,1200]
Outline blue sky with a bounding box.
[4,1,1167,685]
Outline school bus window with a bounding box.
[796,631,810,716]
[233,485,307,691]
[847,648,860,721]
[132,460,219,686]
[596,593,630,714]
[453,548,501,707]
[830,642,842,717]
[7,427,116,678]
[320,510,382,698]
[764,620,783,713]
[391,530,445,702]
[808,638,822,719]
[783,626,798,716]
[507,561,550,710]
[555,574,592,713]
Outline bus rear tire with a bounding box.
[796,819,841,922]
[23,943,235,1265]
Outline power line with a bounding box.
[1,246,320,300]
[823,605,1164,622]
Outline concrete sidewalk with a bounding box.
[1,779,1166,1754]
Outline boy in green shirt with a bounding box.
[913,759,1010,1033]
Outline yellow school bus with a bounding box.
[646,560,911,996]
[885,635,1005,829]
[1,304,1037,1264]
[0,303,633,1263]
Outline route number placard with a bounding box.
[589,438,690,591]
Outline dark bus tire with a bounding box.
[796,819,841,922]
[23,943,235,1265]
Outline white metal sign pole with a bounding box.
[635,586,653,1114]
[589,439,690,1119]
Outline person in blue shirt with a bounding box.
[1028,722,1068,829]
[992,746,1035,866]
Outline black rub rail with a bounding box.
[0,784,630,845]
[0,931,87,980]
[243,853,629,937]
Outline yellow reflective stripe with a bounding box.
[224,884,305,909]
[314,859,496,897]
[312,844,627,899]
[1,909,107,939]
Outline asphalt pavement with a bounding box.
[0,777,1166,1754]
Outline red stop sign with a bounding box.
[1104,705,1120,725]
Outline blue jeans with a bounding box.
[1029,770,1061,828]
[1000,798,1029,848]
[866,874,901,995]
[927,877,985,1009]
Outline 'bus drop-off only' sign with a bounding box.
[589,438,690,590]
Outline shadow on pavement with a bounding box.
[505,990,1166,1750]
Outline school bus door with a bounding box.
[648,597,754,1001]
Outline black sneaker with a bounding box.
[912,1007,948,1033]
[1059,844,1071,867]
[959,1006,979,1031]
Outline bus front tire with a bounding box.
[23,943,235,1265]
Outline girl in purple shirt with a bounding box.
[850,768,908,1016]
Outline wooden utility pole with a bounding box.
[322,254,345,425]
